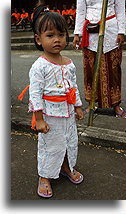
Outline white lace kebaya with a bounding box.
[74,0,125,53]
[29,56,82,117]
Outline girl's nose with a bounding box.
[54,36,60,42]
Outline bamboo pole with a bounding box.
[88,0,108,126]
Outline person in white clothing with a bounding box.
[29,4,84,198]
[73,0,126,118]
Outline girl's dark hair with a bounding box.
[32,5,69,51]
[32,4,47,32]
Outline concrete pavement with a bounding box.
[11,101,126,200]
[11,129,126,200]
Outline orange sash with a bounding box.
[43,88,76,104]
[18,86,76,130]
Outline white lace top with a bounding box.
[74,0,126,53]
[29,56,82,118]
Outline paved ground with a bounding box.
[11,129,126,200]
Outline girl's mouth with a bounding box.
[53,45,61,48]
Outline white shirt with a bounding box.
[74,0,125,53]
[29,56,82,118]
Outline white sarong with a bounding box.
[37,112,78,179]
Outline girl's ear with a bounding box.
[34,34,41,46]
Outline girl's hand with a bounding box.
[75,107,84,120]
[116,34,124,48]
[73,34,80,49]
[36,119,50,134]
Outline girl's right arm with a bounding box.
[34,111,50,134]
[29,62,44,112]
[29,61,50,133]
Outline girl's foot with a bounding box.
[114,106,126,118]
[37,177,53,198]
[61,156,83,184]
[61,168,84,184]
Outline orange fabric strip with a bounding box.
[31,112,36,130]
[42,94,67,102]
[18,85,30,101]
[43,88,76,104]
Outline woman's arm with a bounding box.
[73,0,86,48]
[115,0,125,35]
[115,0,125,47]
[74,0,86,35]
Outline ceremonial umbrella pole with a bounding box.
[88,0,108,126]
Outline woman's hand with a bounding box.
[36,119,50,134]
[73,34,80,49]
[116,34,124,48]
[75,107,84,120]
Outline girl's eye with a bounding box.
[47,34,53,37]
[60,33,65,37]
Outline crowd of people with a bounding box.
[11,4,76,30]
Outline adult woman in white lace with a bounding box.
[73,0,126,118]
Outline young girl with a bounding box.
[29,5,84,198]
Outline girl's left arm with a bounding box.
[71,64,84,120]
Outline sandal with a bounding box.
[37,177,53,198]
[61,169,84,184]
[115,107,126,119]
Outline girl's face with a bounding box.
[35,27,67,54]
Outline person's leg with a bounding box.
[61,113,83,183]
[22,19,26,30]
[68,16,73,29]
[37,116,67,196]
[83,48,126,117]
[11,16,16,24]
[83,49,98,111]
[61,155,82,182]
[38,177,52,197]
[107,48,126,118]
[114,105,126,118]
[83,49,113,109]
